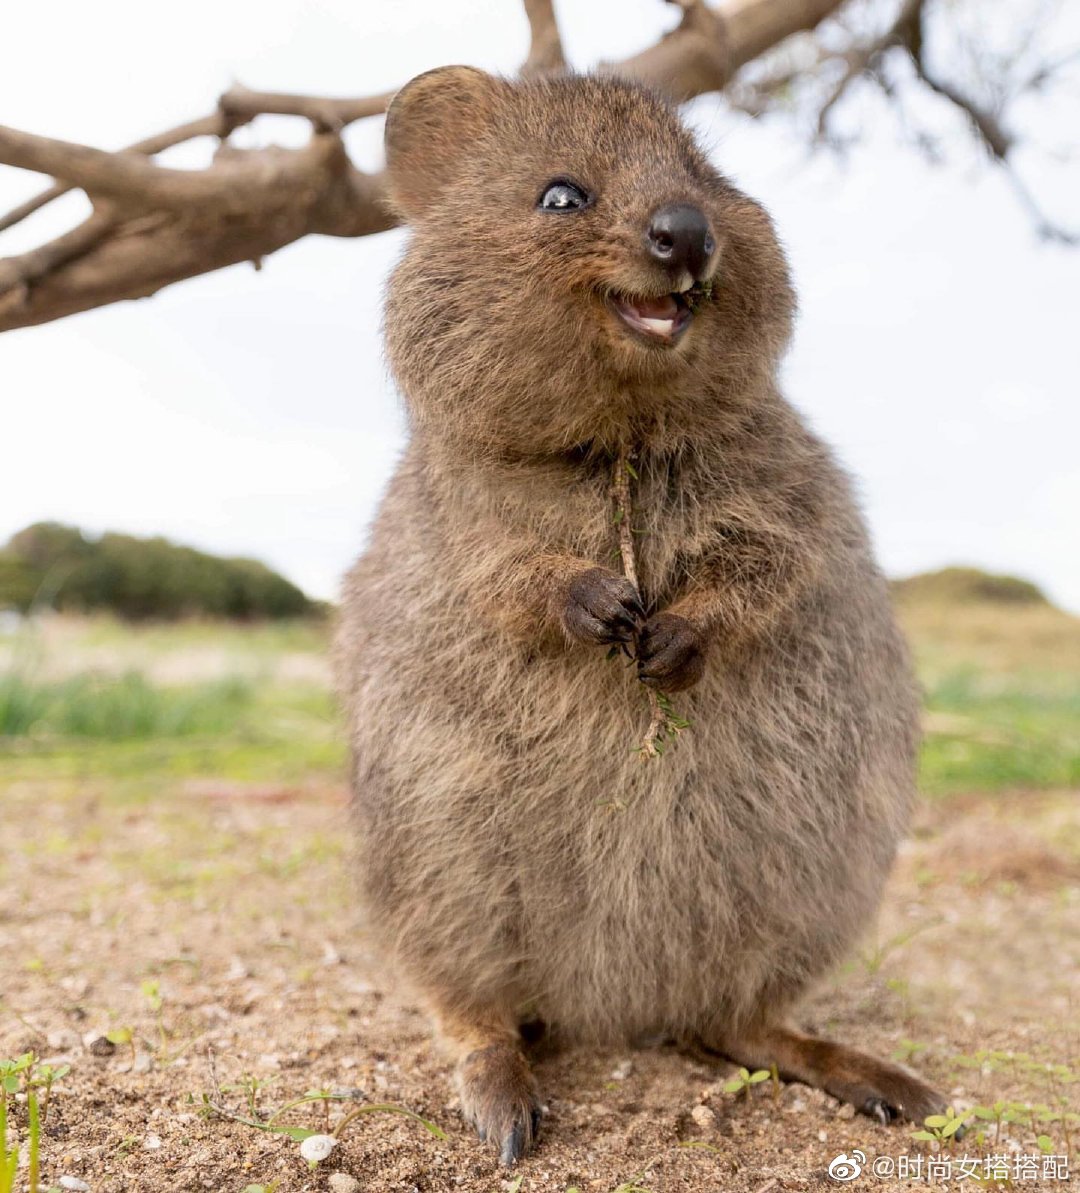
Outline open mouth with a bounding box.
[609,283,711,347]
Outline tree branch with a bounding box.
[1,0,1072,334]
[0,112,235,235]
[0,133,393,331]
[520,0,566,76]
[218,85,394,131]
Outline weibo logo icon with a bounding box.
[828,1150,866,1182]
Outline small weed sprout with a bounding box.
[105,1025,136,1068]
[221,1074,278,1120]
[891,1039,929,1064]
[911,1106,966,1148]
[29,1063,70,1124]
[859,918,943,975]
[723,1067,771,1101]
[0,1053,59,1193]
[198,1083,446,1170]
[0,1080,17,1193]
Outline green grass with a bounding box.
[899,599,1080,797]
[0,617,344,784]
[919,668,1080,796]
[2,604,1079,797]
[0,671,253,739]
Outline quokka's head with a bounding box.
[383,67,795,452]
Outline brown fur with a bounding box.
[334,68,944,1162]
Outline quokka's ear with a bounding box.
[384,66,508,222]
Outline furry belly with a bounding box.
[349,628,907,1040]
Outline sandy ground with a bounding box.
[1,777,1077,1193]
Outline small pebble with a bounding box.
[328,1175,361,1193]
[143,1133,163,1149]
[59,1179,91,1192]
[225,957,248,981]
[299,1134,337,1162]
[690,1105,716,1128]
[47,1029,81,1051]
[609,1059,633,1081]
[86,1036,115,1057]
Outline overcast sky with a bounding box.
[2,1,1078,609]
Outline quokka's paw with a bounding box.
[637,612,705,691]
[562,567,645,646]
[845,1061,949,1128]
[457,1042,542,1165]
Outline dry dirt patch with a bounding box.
[2,781,1077,1192]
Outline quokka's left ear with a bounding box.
[384,65,509,223]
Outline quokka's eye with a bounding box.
[538,179,591,212]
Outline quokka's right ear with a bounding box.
[384,66,508,222]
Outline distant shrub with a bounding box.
[892,566,1049,607]
[0,522,315,620]
[0,551,42,612]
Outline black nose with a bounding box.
[646,203,715,280]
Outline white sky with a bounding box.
[1,1,1078,609]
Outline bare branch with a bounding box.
[520,0,566,77]
[814,44,879,140]
[812,0,921,141]
[1002,167,1078,246]
[218,85,394,131]
[1,0,1072,333]
[0,209,115,298]
[0,133,395,331]
[910,58,1012,160]
[606,0,730,100]
[0,113,238,234]
[721,0,847,75]
[0,181,71,236]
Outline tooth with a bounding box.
[676,271,693,293]
[641,317,674,334]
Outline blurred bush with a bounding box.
[892,566,1048,607]
[0,522,316,620]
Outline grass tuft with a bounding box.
[0,671,253,739]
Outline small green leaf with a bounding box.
[267,1125,317,1141]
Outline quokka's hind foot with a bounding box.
[435,1009,542,1165]
[457,1041,541,1165]
[706,1022,947,1126]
